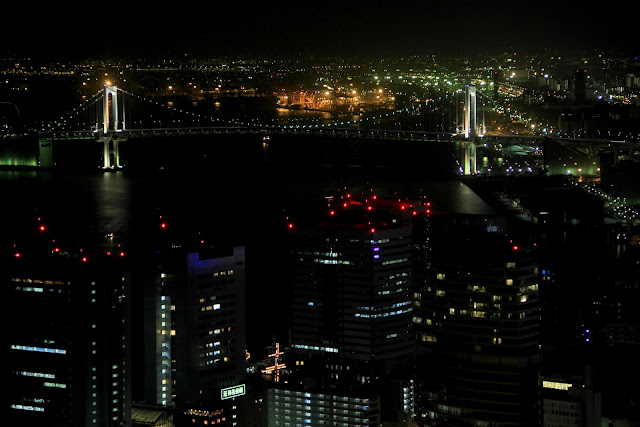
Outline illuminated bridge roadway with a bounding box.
[30,85,640,175]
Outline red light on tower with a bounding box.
[14,252,21,258]
[513,245,519,251]
[82,257,88,262]
[288,223,294,229]
[39,225,46,232]
[160,222,167,229]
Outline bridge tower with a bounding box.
[99,84,126,169]
[464,85,477,139]
[461,84,478,174]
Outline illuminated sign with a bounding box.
[221,384,245,400]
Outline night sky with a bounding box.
[3,1,637,60]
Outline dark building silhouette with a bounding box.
[7,252,132,426]
[413,212,541,426]
[288,197,414,361]
[539,352,602,426]
[574,69,587,104]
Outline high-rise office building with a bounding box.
[288,195,414,361]
[7,252,132,426]
[413,212,541,426]
[144,245,247,426]
[268,194,417,426]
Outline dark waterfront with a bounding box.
[1,133,478,360]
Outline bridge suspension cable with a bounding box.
[40,84,456,135]
[115,86,425,131]
[40,89,104,132]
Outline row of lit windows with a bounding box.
[357,300,411,311]
[291,344,338,353]
[14,286,44,293]
[273,390,371,405]
[10,345,66,354]
[273,413,370,423]
[207,326,232,336]
[413,316,433,325]
[435,274,539,288]
[11,278,68,285]
[314,259,351,265]
[212,270,234,277]
[201,348,226,358]
[354,307,412,318]
[381,257,409,266]
[377,287,409,296]
[421,334,437,342]
[542,381,572,390]
[200,356,229,366]
[386,280,411,289]
[430,287,535,302]
[447,309,527,318]
[274,403,369,414]
[15,371,55,379]
[44,382,67,389]
[11,404,44,412]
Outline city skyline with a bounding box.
[3,7,640,425]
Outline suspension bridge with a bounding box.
[5,82,636,176]
[27,82,505,172]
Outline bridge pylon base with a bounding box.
[461,139,477,175]
[98,134,126,170]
